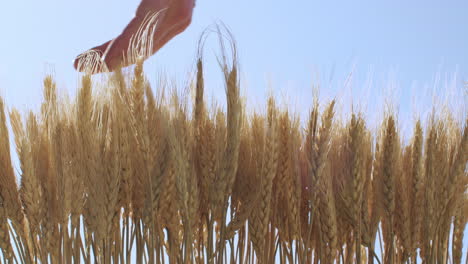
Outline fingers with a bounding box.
[74,0,195,74]
[73,40,111,73]
[74,13,147,74]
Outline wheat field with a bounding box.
[0,47,466,263]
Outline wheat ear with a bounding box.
[0,97,24,230]
[129,59,149,221]
[250,97,278,262]
[0,194,14,262]
[380,115,399,264]
[316,101,337,263]
[422,118,436,261]
[410,120,424,258]
[11,111,41,237]
[451,199,467,264]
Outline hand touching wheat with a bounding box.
[74,0,195,74]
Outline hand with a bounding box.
[74,0,195,74]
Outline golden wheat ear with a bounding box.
[74,48,110,74]
[124,9,165,67]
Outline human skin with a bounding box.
[74,0,195,73]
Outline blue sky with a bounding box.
[0,0,466,260]
[0,0,466,116]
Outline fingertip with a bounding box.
[73,57,80,71]
[73,49,106,74]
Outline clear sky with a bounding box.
[0,0,466,259]
[0,0,466,115]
